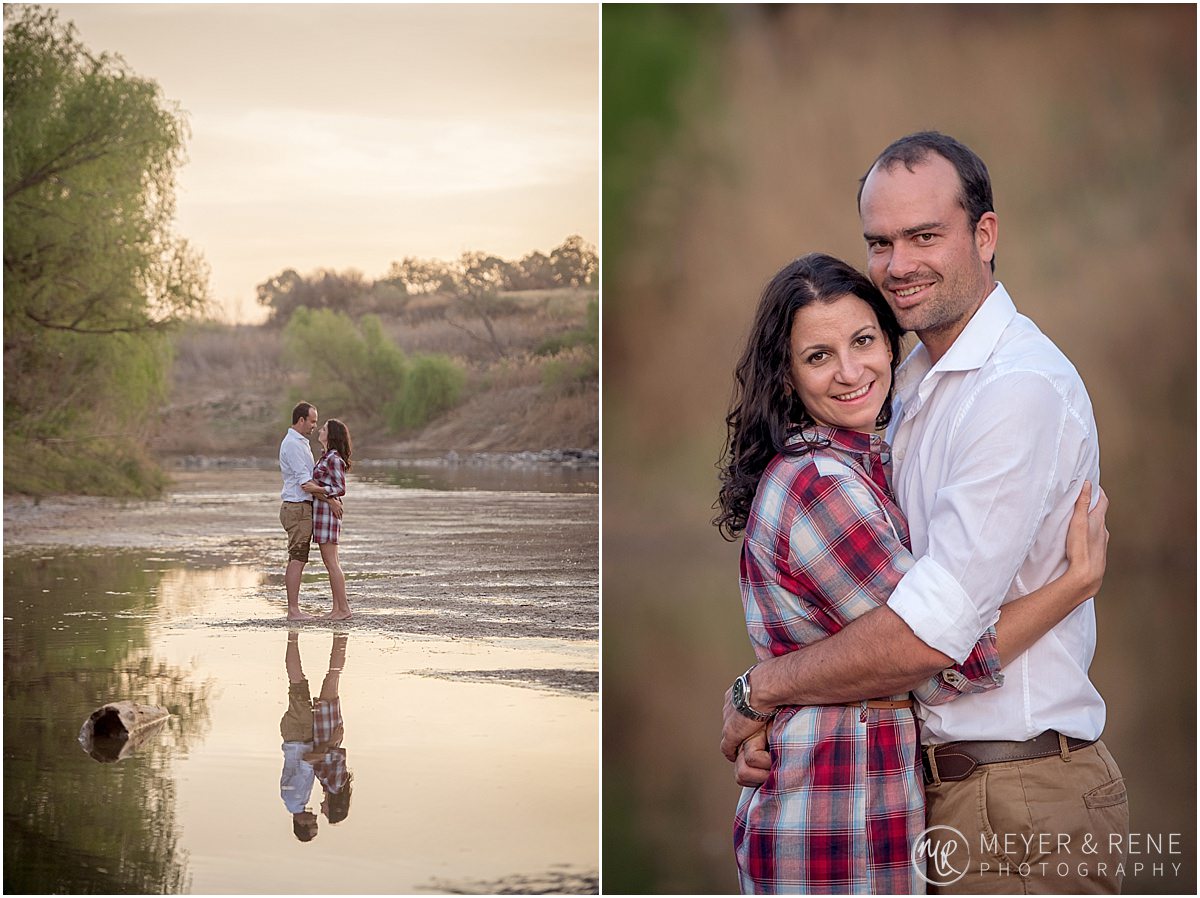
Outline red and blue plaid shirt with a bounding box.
[311,449,346,545]
[734,426,1002,894]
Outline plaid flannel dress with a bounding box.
[734,426,1003,894]
[311,449,347,545]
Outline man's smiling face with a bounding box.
[859,153,996,355]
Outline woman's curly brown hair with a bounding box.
[324,418,353,471]
[713,253,903,540]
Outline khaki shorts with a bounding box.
[280,679,313,742]
[280,501,313,563]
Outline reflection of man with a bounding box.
[280,630,319,840]
[278,402,340,621]
[721,132,1128,893]
[279,631,350,840]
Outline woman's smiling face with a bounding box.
[787,294,893,433]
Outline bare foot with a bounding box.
[287,611,317,621]
[324,610,352,621]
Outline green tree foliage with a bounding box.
[602,5,723,283]
[283,308,464,433]
[255,266,398,325]
[3,7,208,495]
[386,256,455,295]
[386,238,596,297]
[549,235,599,287]
[510,250,554,290]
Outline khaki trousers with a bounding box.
[926,740,1129,894]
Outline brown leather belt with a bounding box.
[840,699,914,711]
[923,730,1097,784]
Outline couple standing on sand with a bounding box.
[279,401,354,621]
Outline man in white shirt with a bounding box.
[279,402,340,620]
[721,133,1128,892]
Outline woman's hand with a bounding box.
[1063,481,1109,602]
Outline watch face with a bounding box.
[732,676,747,707]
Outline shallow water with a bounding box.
[4,465,598,894]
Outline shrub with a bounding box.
[542,346,598,396]
[534,298,598,356]
[283,307,464,433]
[386,355,465,431]
[539,299,597,395]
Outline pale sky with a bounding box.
[47,3,599,323]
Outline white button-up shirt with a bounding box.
[885,283,1105,744]
[279,427,316,503]
[279,740,315,813]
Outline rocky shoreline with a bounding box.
[168,448,599,470]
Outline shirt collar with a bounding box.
[285,427,309,444]
[786,423,889,458]
[894,281,1017,396]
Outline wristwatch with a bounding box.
[731,665,775,722]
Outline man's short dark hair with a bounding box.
[857,131,996,272]
[293,816,318,841]
[292,402,316,425]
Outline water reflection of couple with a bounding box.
[278,401,353,621]
[279,631,353,841]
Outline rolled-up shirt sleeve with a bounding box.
[887,371,1072,663]
[913,625,1004,705]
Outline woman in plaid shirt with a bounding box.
[714,254,1107,893]
[304,418,353,620]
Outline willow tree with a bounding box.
[3,6,208,495]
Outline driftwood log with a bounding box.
[78,701,171,763]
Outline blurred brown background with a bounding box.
[602,5,1195,893]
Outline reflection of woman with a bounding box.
[304,419,352,620]
[713,254,1107,893]
[306,632,352,825]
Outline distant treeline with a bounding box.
[256,235,598,325]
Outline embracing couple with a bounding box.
[279,401,353,621]
[717,132,1129,894]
